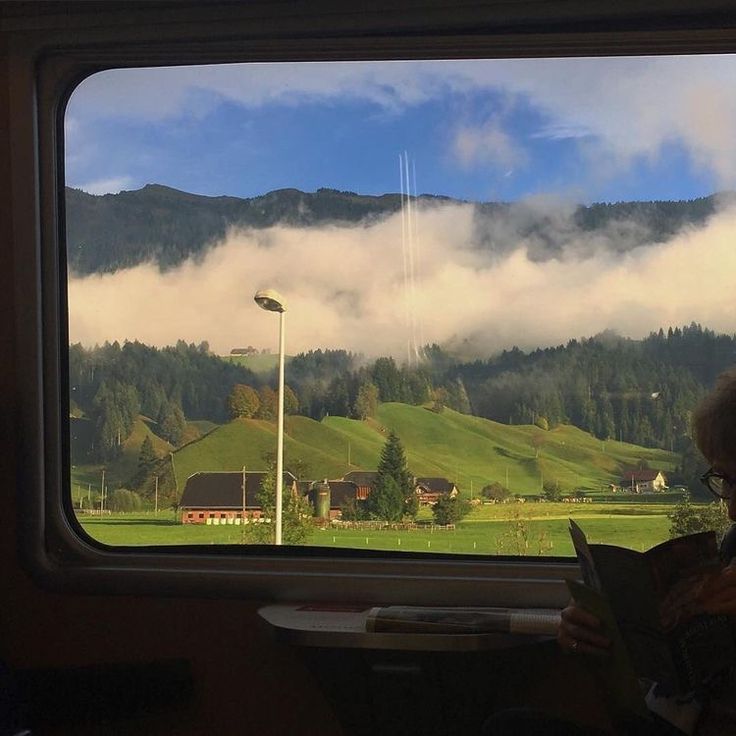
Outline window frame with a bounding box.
[9,3,734,607]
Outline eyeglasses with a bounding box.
[700,468,736,500]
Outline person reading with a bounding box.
[485,369,736,736]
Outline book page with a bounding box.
[566,580,649,720]
[569,521,675,685]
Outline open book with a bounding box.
[568,519,736,700]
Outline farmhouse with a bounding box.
[179,470,298,524]
[341,471,376,500]
[620,469,668,493]
[414,477,458,505]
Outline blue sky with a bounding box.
[65,57,735,204]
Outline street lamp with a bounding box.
[254,288,286,545]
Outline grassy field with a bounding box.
[222,353,292,374]
[76,501,675,555]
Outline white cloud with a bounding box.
[73,176,135,195]
[65,56,736,188]
[67,201,736,358]
[452,119,528,171]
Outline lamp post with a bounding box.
[254,288,286,545]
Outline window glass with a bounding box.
[66,58,736,555]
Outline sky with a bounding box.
[65,56,735,203]
[65,56,736,356]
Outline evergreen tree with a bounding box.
[159,400,186,445]
[130,434,157,489]
[365,431,415,521]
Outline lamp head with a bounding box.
[254,288,286,313]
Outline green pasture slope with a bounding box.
[171,402,676,497]
[222,353,292,375]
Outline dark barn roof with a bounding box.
[415,477,455,493]
[324,481,359,508]
[180,471,297,509]
[342,471,377,487]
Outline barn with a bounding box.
[180,470,298,524]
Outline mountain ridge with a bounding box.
[65,184,730,275]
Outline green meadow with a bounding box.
[76,501,674,555]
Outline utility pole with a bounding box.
[100,469,105,512]
[240,466,247,543]
[154,475,159,515]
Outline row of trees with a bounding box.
[227,384,299,419]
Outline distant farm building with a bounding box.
[620,469,668,493]
[179,470,298,524]
[230,346,258,356]
[341,471,377,500]
[308,480,361,519]
[414,477,458,505]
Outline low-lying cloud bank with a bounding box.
[67,201,736,359]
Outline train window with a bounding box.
[9,6,732,605]
[65,57,733,565]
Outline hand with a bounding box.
[557,600,611,656]
[699,562,736,616]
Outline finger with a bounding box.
[558,631,609,657]
[560,621,611,650]
[561,605,604,631]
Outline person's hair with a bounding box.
[693,368,736,464]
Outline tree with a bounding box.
[445,378,471,414]
[159,400,186,445]
[432,496,470,525]
[252,460,313,545]
[668,498,730,542]
[228,384,260,419]
[371,357,401,402]
[365,431,415,521]
[482,482,511,502]
[130,434,157,489]
[283,384,299,415]
[530,432,547,459]
[257,386,277,420]
[542,479,562,501]
[108,488,142,512]
[353,380,378,420]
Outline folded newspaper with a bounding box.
[365,605,561,636]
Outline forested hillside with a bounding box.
[65,184,727,274]
[70,324,735,492]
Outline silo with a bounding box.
[311,480,331,519]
